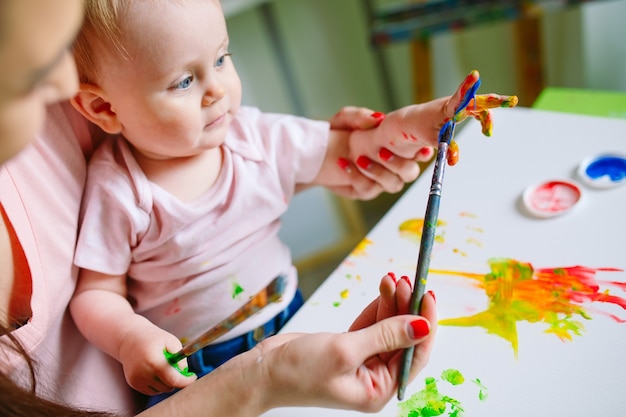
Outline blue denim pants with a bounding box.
[145,289,304,407]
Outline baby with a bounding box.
[69,0,515,406]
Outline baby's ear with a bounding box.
[70,84,122,134]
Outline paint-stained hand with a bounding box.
[250,275,437,413]
[309,73,517,199]
[345,70,518,187]
[445,70,519,136]
[118,323,196,395]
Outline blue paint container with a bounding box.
[577,153,626,188]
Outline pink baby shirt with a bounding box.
[74,106,330,344]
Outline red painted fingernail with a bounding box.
[409,319,430,339]
[337,157,352,173]
[371,111,385,119]
[378,147,394,162]
[427,290,436,303]
[356,155,372,170]
[401,275,412,290]
[387,272,397,283]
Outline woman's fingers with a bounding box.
[407,291,437,380]
[329,106,385,130]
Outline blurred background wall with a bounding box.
[222,0,626,297]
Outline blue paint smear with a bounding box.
[585,156,626,183]
[438,76,480,144]
[456,78,481,116]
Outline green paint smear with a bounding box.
[398,369,488,417]
[163,349,196,377]
[231,282,244,299]
[398,377,464,417]
[472,378,488,401]
[441,369,464,385]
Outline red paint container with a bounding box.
[522,179,583,218]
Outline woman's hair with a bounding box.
[72,0,129,84]
[0,324,118,417]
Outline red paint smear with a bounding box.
[457,71,479,104]
[603,280,626,291]
[434,258,625,356]
[165,298,181,315]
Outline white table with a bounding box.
[262,108,626,416]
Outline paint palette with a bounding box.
[577,152,626,188]
[522,179,583,218]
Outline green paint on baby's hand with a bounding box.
[163,349,196,377]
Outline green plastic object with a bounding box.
[532,87,626,119]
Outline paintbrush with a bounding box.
[396,79,481,400]
[165,274,287,371]
[396,121,455,400]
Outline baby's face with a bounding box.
[96,0,241,159]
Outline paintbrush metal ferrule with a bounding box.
[166,274,287,367]
[429,143,448,197]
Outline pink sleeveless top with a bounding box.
[0,102,136,414]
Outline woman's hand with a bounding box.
[255,297,436,411]
[309,106,391,200]
[142,274,436,416]
[254,273,436,412]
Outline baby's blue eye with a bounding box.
[175,76,193,90]
[215,53,232,68]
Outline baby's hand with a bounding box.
[118,323,196,395]
[346,70,517,185]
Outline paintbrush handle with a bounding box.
[166,275,287,366]
[410,128,452,314]
[397,125,453,400]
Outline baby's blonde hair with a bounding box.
[72,0,130,84]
